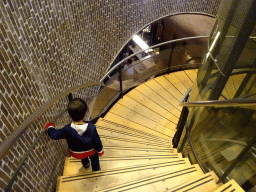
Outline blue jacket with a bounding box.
[47,121,103,153]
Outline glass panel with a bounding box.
[187,105,256,190]
[90,86,120,119]
[233,149,256,192]
[121,38,206,92]
[91,37,207,119]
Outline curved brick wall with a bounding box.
[0,0,220,191]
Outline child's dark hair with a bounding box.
[68,98,88,122]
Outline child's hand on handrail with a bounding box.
[45,122,55,129]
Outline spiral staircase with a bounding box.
[56,70,244,192]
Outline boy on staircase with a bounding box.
[45,98,104,171]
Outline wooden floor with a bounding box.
[56,70,244,192]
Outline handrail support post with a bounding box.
[217,134,256,184]
[119,65,123,99]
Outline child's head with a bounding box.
[68,98,88,122]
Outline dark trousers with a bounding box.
[81,153,100,171]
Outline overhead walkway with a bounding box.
[56,70,244,192]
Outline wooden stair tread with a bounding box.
[183,69,198,84]
[126,89,178,117]
[117,95,179,125]
[97,126,169,145]
[96,164,204,192]
[173,71,195,89]
[101,137,171,148]
[133,83,181,115]
[96,118,169,142]
[105,103,177,134]
[165,72,190,95]
[167,171,221,192]
[144,78,182,114]
[57,164,200,192]
[214,179,245,192]
[63,156,188,176]
[103,112,173,140]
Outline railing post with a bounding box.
[172,106,189,148]
[168,44,175,74]
[119,65,123,99]
[217,134,256,184]
[68,93,73,102]
[173,86,192,148]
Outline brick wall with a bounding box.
[0,0,220,191]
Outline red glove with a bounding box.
[45,122,55,129]
[98,149,104,156]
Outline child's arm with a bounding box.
[93,127,104,156]
[45,122,66,140]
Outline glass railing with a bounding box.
[90,36,208,118]
[176,1,256,191]
[181,105,256,191]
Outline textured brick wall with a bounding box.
[0,0,220,191]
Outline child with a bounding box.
[45,98,104,171]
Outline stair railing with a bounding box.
[180,98,256,107]
[2,36,208,191]
[2,82,100,192]
[179,93,256,184]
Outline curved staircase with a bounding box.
[56,70,244,192]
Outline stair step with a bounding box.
[96,164,204,192]
[182,69,198,84]
[104,112,173,140]
[165,71,190,95]
[97,125,168,145]
[126,89,179,119]
[96,118,168,142]
[143,79,182,118]
[154,77,184,102]
[105,104,176,137]
[214,179,245,192]
[101,134,170,148]
[102,149,179,158]
[103,146,177,153]
[57,160,194,192]
[118,94,179,125]
[101,136,171,148]
[173,71,195,89]
[134,82,181,117]
[63,157,189,176]
[168,171,221,192]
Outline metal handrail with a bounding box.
[0,82,100,160]
[185,123,206,174]
[100,36,209,82]
[180,98,256,107]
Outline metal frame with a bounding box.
[180,97,256,107]
[100,36,209,82]
[217,134,256,183]
[105,12,216,72]
[208,0,256,100]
